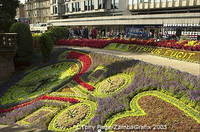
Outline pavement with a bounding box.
[55,46,200,76]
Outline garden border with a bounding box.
[105,90,200,130]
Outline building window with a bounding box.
[98,0,101,9]
[52,0,57,4]
[72,3,75,12]
[91,0,94,10]
[84,1,88,10]
[65,3,69,12]
[111,0,119,9]
[53,6,57,14]
[88,0,91,10]
[78,2,81,11]
[83,0,94,11]
[71,2,80,12]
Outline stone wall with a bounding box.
[0,53,15,81]
[0,33,17,82]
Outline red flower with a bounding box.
[57,39,199,51]
[66,51,95,91]
[0,96,80,113]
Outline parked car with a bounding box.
[30,23,51,33]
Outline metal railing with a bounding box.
[0,33,17,51]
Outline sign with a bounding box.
[164,24,200,27]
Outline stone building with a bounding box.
[48,0,200,39]
[50,0,130,18]
[25,0,51,24]
[16,4,26,19]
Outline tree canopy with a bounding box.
[0,0,19,32]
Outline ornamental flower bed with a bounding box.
[105,43,200,63]
[57,39,200,51]
[66,51,95,91]
[48,101,97,132]
[0,61,80,105]
[0,49,199,131]
[0,96,80,113]
[57,39,110,48]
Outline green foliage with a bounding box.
[58,50,72,61]
[49,27,69,41]
[32,33,42,41]
[9,22,33,62]
[0,0,19,32]
[0,62,80,105]
[40,32,54,60]
[49,92,89,101]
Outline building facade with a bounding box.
[48,0,200,39]
[16,4,26,19]
[25,0,51,24]
[50,0,130,18]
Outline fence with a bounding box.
[0,33,17,51]
[0,33,17,81]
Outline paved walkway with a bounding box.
[55,46,200,76]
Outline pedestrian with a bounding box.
[91,27,98,39]
[83,26,89,39]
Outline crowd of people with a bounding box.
[67,27,199,41]
[68,27,98,39]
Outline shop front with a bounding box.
[163,24,200,40]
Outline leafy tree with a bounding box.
[10,22,33,63]
[0,0,19,32]
[40,32,54,61]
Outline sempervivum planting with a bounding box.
[0,49,199,131]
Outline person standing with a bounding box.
[83,26,89,39]
[91,27,98,39]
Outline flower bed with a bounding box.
[57,39,200,51]
[105,91,200,128]
[105,43,200,63]
[57,39,110,48]
[66,51,95,91]
[17,107,59,128]
[0,101,44,125]
[88,65,107,83]
[0,61,80,105]
[93,73,132,98]
[48,101,97,131]
[0,96,80,113]
[0,49,199,131]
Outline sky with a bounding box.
[19,0,25,4]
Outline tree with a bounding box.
[0,0,19,32]
[10,22,33,63]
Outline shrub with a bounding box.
[9,22,33,62]
[32,34,42,49]
[40,32,54,61]
[49,27,69,41]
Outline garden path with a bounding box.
[55,46,200,76]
